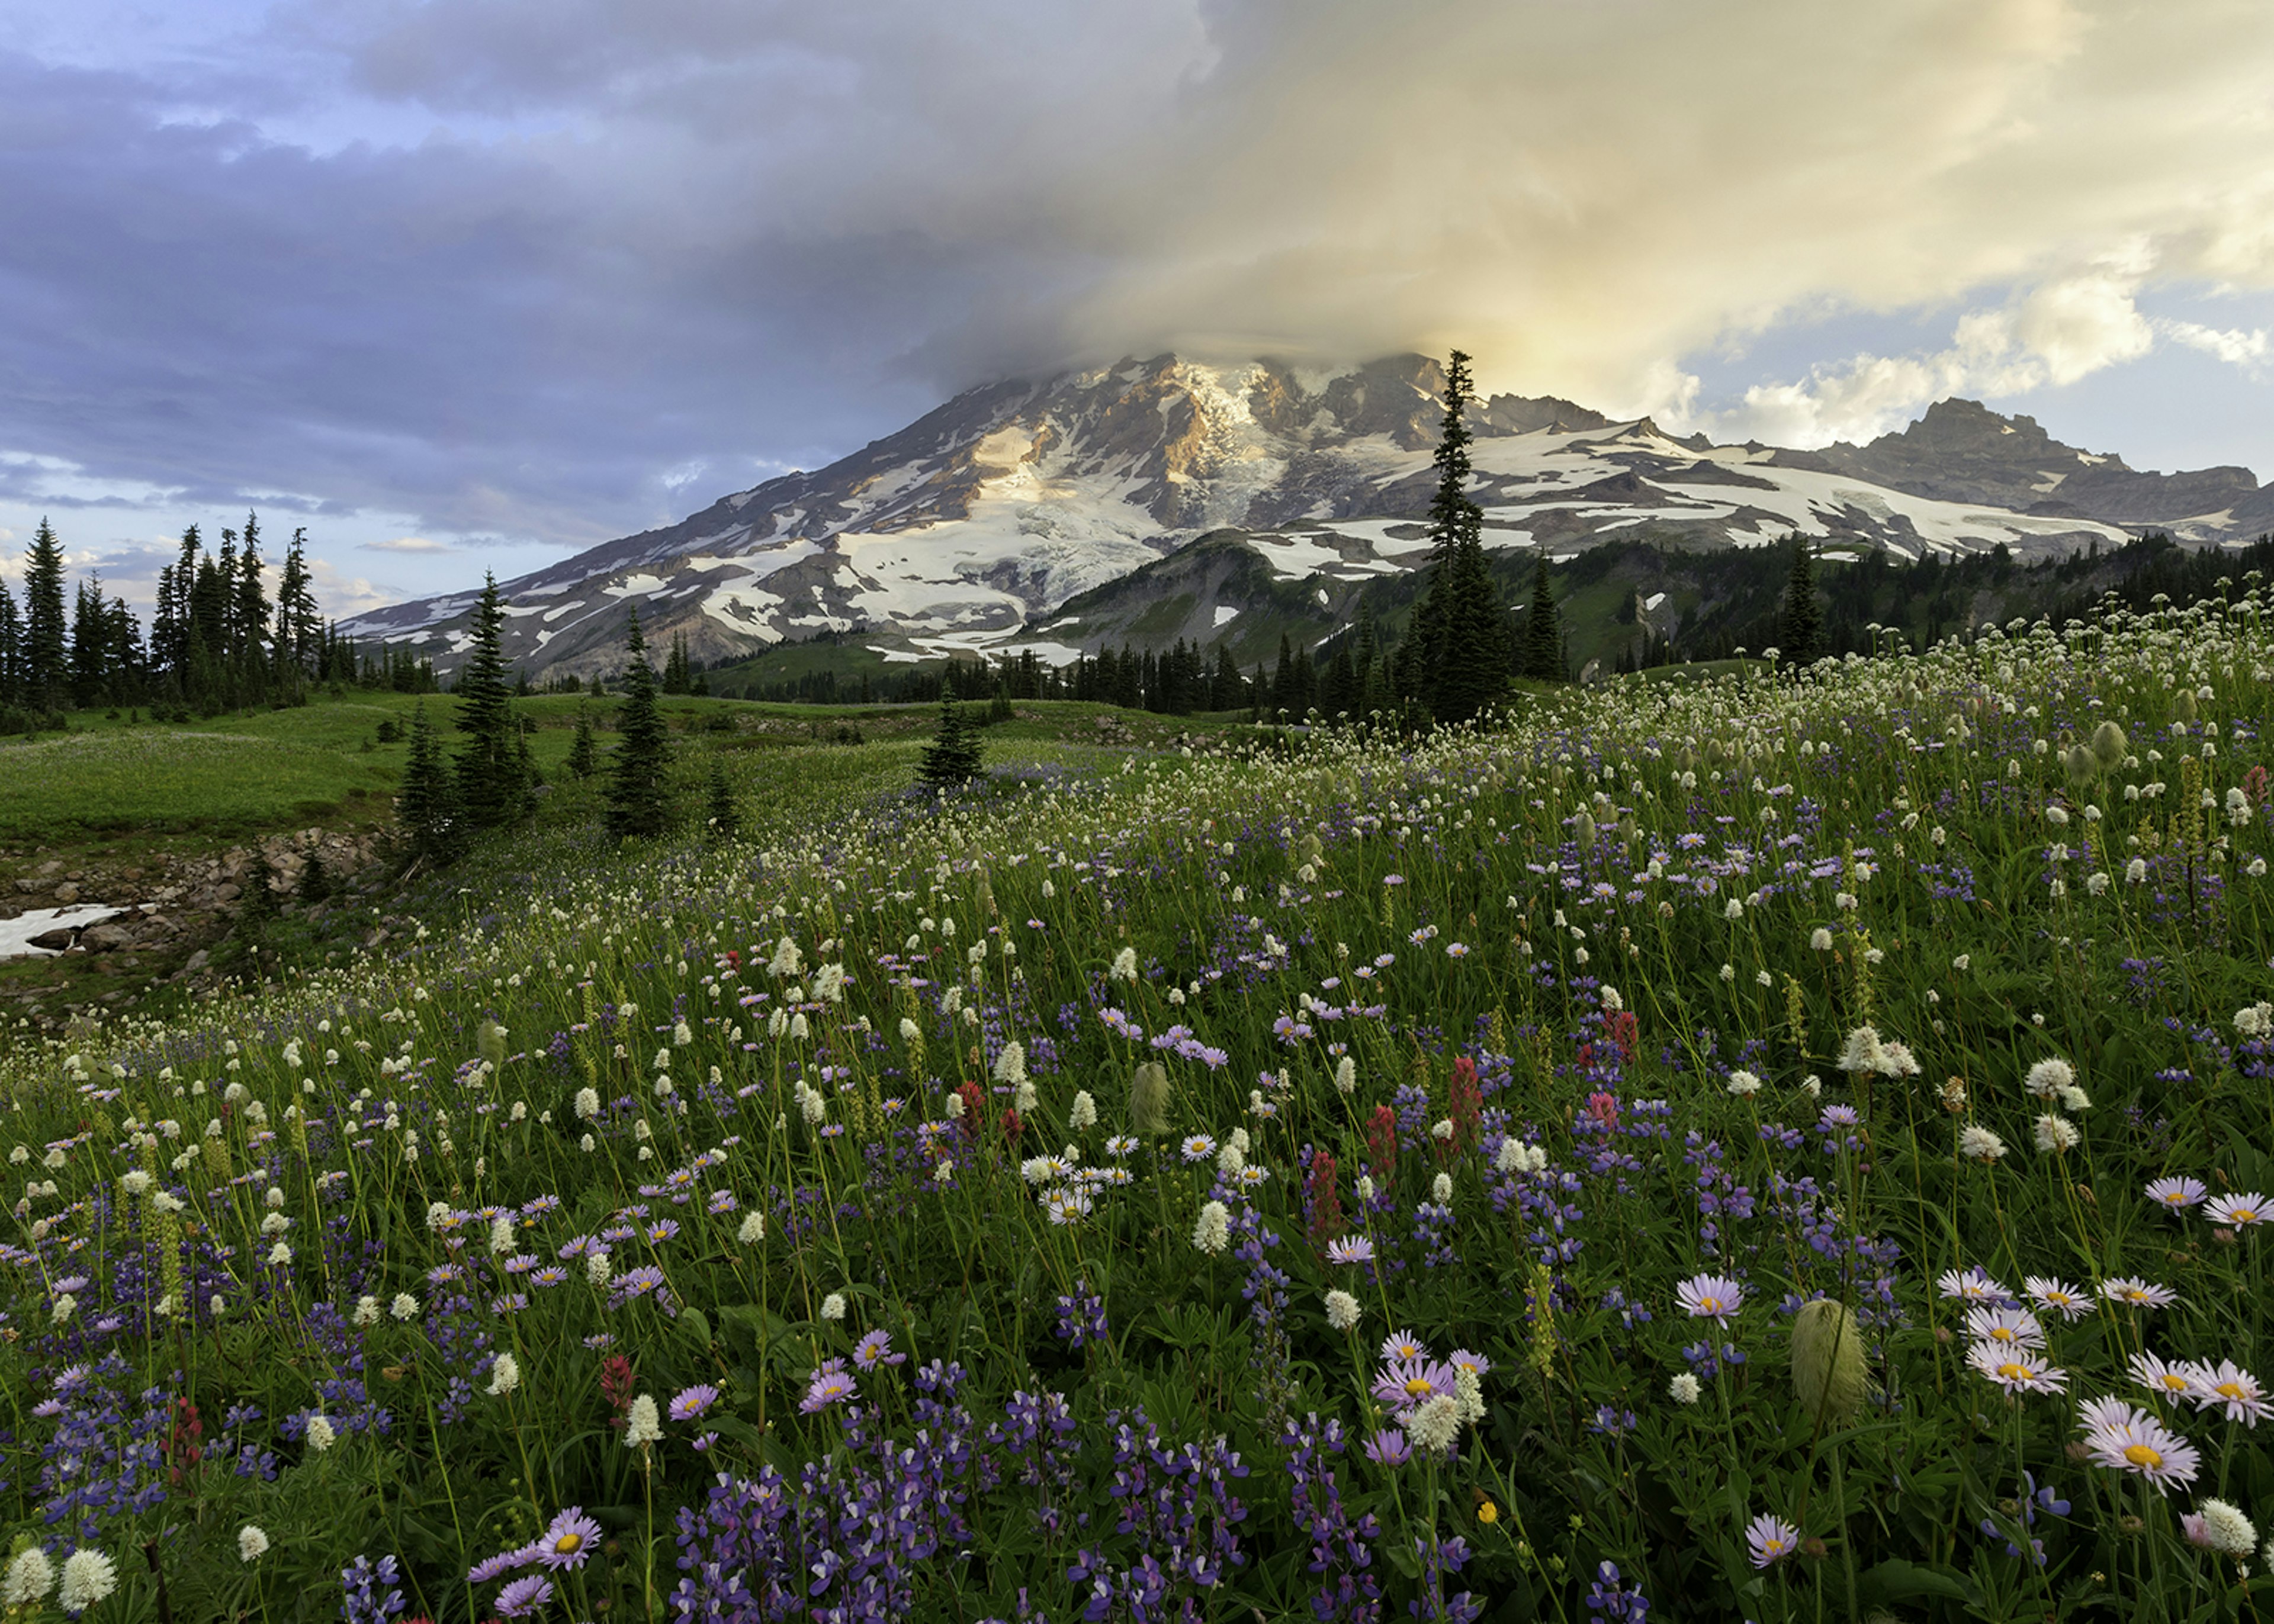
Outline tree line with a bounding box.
[0,514,433,728]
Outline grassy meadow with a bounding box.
[4,593,2274,1622]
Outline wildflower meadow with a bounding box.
[8,586,2274,1623]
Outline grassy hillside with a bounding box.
[3,585,2273,1620]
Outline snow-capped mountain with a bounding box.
[341,354,2272,677]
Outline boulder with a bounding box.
[27,928,77,951]
[52,882,80,903]
[81,924,136,953]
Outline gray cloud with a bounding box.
[2,0,2273,590]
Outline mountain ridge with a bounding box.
[340,354,2268,678]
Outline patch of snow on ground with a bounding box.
[1213,605,1240,627]
[0,905,105,959]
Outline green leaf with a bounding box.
[1854,1557,1973,1609]
[677,1305,713,1349]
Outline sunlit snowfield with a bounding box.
[8,589,2274,1623]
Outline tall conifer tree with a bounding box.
[1519,556,1565,683]
[454,574,524,831]
[1417,352,1510,722]
[603,611,673,841]
[1779,536,1826,668]
[21,519,68,709]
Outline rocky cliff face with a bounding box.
[341,356,2267,678]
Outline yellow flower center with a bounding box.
[2159,1374,2189,1391]
[2236,1207,2262,1223]
[1764,1538,1786,1556]
[2217,1381,2246,1400]
[555,1533,583,1555]
[1997,1362,2028,1382]
[1404,1377,1434,1398]
[2124,1443,2163,1469]
[1698,1295,1723,1314]
[1988,1327,2015,1342]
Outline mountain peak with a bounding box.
[342,357,2265,678]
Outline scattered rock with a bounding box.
[27,928,77,951]
[52,882,80,904]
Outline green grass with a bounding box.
[0,727,401,840]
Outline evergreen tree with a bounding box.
[662,633,692,695]
[603,612,673,841]
[68,577,108,706]
[274,529,317,690]
[1779,536,1827,668]
[0,580,21,710]
[397,701,464,868]
[233,514,270,700]
[453,574,525,831]
[297,846,332,906]
[705,757,740,840]
[566,705,599,779]
[240,845,281,925]
[21,519,68,710]
[1418,351,1509,722]
[916,693,984,789]
[1519,556,1565,682]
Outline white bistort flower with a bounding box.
[1193,1201,1231,1255]
[2023,1059,2076,1100]
[238,1525,270,1563]
[3,1546,54,1605]
[487,1352,521,1397]
[624,1394,663,1446]
[1325,1289,1361,1332]
[821,1292,847,1320]
[57,1549,117,1612]
[2198,1498,2257,1557]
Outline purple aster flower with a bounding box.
[1372,1357,1458,1413]
[801,1361,858,1413]
[852,1329,906,1370]
[1325,1236,1376,1265]
[468,1546,539,1583]
[1362,1427,1412,1466]
[1746,1513,1800,1567]
[1675,1273,1746,1324]
[669,1384,719,1423]
[534,1507,599,1571]
[2145,1175,2208,1213]
[495,1574,554,1617]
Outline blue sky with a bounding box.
[2,0,2271,618]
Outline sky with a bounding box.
[2,0,2272,621]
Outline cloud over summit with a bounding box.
[1,0,2272,591]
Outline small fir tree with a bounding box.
[917,693,984,789]
[603,612,673,841]
[454,574,525,830]
[240,845,281,924]
[1519,556,1565,683]
[705,757,740,840]
[297,846,331,906]
[566,706,599,779]
[1779,536,1827,667]
[397,700,463,868]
